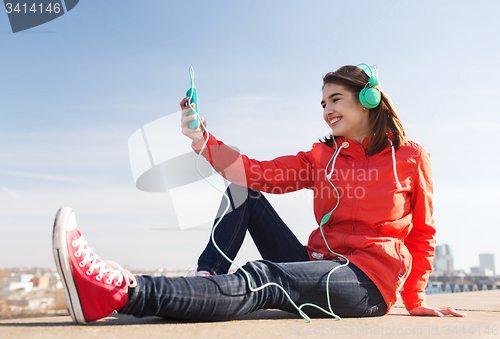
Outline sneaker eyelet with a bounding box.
[106,278,112,284]
[96,275,102,281]
[72,241,77,247]
[75,251,81,257]
[86,270,92,275]
[79,262,85,268]
[116,281,122,287]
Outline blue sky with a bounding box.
[1,1,499,273]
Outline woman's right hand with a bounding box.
[180,97,207,145]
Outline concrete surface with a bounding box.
[0,290,499,338]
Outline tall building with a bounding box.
[479,254,496,276]
[433,244,454,275]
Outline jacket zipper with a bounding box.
[344,154,368,249]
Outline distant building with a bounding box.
[470,266,494,276]
[433,244,454,275]
[9,281,33,294]
[31,276,50,289]
[479,254,496,275]
[470,266,482,275]
[19,274,34,283]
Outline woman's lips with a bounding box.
[329,116,342,127]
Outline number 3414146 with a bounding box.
[5,3,62,14]
[444,325,498,336]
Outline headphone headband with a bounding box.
[356,63,374,77]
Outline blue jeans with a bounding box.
[197,184,310,274]
[121,185,386,320]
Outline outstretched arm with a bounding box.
[180,98,315,192]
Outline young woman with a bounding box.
[52,65,464,324]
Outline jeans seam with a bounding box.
[292,277,376,285]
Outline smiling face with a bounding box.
[321,83,373,144]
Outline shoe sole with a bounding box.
[52,207,87,324]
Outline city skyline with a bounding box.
[1,244,496,276]
[433,244,497,276]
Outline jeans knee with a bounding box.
[227,183,256,195]
[226,183,247,194]
[226,184,258,207]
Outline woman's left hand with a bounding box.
[408,306,466,317]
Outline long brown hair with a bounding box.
[321,65,406,156]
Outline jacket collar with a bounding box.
[333,135,395,157]
[330,135,402,189]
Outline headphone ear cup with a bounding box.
[359,87,381,109]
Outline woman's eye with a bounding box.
[333,98,339,103]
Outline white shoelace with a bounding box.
[72,235,138,288]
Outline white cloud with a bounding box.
[2,187,22,199]
[0,170,74,182]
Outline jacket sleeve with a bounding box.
[192,132,314,193]
[400,146,436,310]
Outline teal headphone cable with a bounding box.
[185,67,350,322]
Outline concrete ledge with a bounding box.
[1,290,498,338]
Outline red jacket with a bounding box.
[193,133,436,312]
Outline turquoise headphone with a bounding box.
[356,63,381,109]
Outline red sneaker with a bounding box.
[52,207,137,324]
